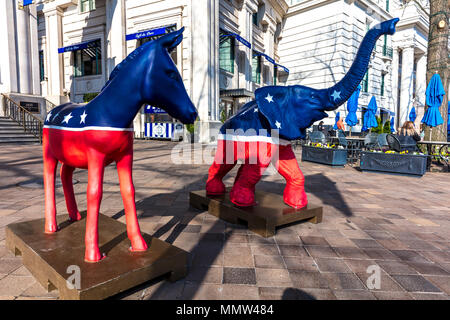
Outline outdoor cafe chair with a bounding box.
[386,134,419,153]
[308,131,326,144]
[386,134,402,152]
[377,133,388,150]
[363,132,379,150]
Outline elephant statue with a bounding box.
[206,18,399,209]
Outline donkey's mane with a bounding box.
[101,41,153,91]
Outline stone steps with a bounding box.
[0,116,40,144]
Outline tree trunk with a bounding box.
[424,0,449,141]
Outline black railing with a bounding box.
[1,93,44,144]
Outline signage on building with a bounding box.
[58,39,100,54]
[254,50,289,74]
[126,25,176,41]
[276,64,289,73]
[20,101,39,113]
[23,0,33,6]
[144,105,166,114]
[220,32,252,49]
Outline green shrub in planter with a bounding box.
[83,92,99,102]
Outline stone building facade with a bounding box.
[0,0,439,142]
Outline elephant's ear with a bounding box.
[255,86,304,140]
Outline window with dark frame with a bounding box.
[73,39,102,77]
[80,0,96,13]
[39,50,45,81]
[273,66,277,85]
[252,12,258,26]
[252,52,261,84]
[219,31,235,73]
[361,70,369,93]
[381,73,385,96]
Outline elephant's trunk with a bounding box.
[321,18,399,110]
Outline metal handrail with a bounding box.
[1,93,44,144]
[44,98,57,111]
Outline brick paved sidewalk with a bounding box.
[0,141,449,300]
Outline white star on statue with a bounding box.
[275,120,282,129]
[80,111,87,124]
[331,90,341,101]
[62,113,73,124]
[254,108,258,112]
[46,112,52,122]
[265,94,274,103]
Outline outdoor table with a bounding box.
[417,140,450,169]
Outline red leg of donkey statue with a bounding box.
[43,129,148,262]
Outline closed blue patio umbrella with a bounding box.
[362,96,378,131]
[409,106,416,123]
[333,111,341,130]
[345,85,360,127]
[390,116,395,133]
[421,73,445,127]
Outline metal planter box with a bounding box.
[360,151,428,176]
[301,145,347,166]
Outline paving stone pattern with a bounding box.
[0,141,449,300]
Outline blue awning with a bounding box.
[126,26,166,41]
[254,51,289,74]
[58,39,100,54]
[144,105,166,114]
[126,25,176,41]
[220,32,251,49]
[275,64,289,73]
[23,0,33,5]
[360,106,395,116]
[380,107,395,116]
[255,51,275,64]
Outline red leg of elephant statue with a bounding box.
[206,141,307,209]
[276,145,308,209]
[229,162,269,206]
[206,140,236,195]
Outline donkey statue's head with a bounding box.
[141,28,197,124]
[102,27,197,125]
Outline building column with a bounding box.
[0,1,17,115]
[237,6,252,91]
[191,0,220,143]
[106,0,126,78]
[43,7,65,105]
[415,53,427,122]
[29,3,41,95]
[16,4,32,94]
[390,47,399,131]
[399,46,414,128]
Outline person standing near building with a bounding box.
[336,117,345,131]
[400,121,421,142]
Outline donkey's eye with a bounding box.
[166,70,179,80]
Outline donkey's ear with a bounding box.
[160,27,185,52]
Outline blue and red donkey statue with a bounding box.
[43,28,197,262]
